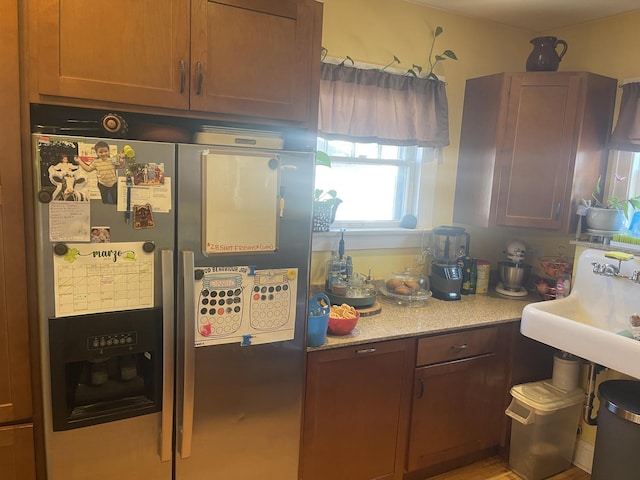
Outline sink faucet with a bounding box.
[602,263,620,276]
[591,262,620,276]
[591,262,640,282]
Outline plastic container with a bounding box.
[384,268,424,296]
[505,380,584,480]
[475,260,490,294]
[592,380,640,480]
[307,293,330,347]
[551,351,581,391]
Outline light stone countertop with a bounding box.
[308,288,537,351]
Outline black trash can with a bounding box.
[591,380,640,480]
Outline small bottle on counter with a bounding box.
[345,256,353,280]
[461,257,471,295]
[468,259,477,294]
[326,251,341,290]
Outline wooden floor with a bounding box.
[427,457,590,480]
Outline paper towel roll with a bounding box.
[552,351,581,391]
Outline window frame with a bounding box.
[315,137,429,229]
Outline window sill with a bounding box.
[312,228,429,252]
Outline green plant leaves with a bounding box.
[315,151,331,167]
[442,50,458,60]
[314,189,338,202]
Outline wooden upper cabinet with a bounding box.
[453,72,617,231]
[190,0,316,122]
[1,0,36,473]
[36,0,191,110]
[1,0,32,428]
[34,0,322,124]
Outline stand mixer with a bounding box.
[496,240,532,297]
[429,226,470,301]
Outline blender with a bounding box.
[496,240,532,297]
[429,226,470,301]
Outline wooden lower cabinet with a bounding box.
[407,353,505,472]
[301,338,416,480]
[301,323,554,480]
[406,326,509,477]
[0,424,37,480]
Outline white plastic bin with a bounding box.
[505,380,584,480]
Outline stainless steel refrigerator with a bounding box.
[33,133,314,480]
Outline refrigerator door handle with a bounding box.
[160,250,175,462]
[177,250,196,458]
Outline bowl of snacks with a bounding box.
[327,303,360,335]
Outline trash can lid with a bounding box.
[510,380,584,413]
[598,380,640,424]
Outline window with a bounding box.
[631,152,640,199]
[606,150,640,229]
[315,137,435,229]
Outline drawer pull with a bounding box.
[356,348,377,354]
[451,343,468,352]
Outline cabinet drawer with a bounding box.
[416,326,498,366]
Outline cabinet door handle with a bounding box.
[196,62,203,95]
[416,378,425,399]
[451,343,468,352]
[555,202,562,220]
[355,348,376,354]
[179,59,185,93]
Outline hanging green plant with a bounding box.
[320,24,458,80]
[380,55,401,72]
[408,25,458,80]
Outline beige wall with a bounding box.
[316,1,640,276]
[316,0,533,280]
[318,1,640,447]
[320,0,530,231]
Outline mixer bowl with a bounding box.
[498,261,532,290]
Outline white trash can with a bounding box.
[505,380,584,480]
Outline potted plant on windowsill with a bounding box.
[312,151,342,232]
[583,174,640,232]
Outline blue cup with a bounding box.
[307,313,329,347]
[308,293,330,347]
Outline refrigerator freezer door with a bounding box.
[175,144,314,480]
[33,135,176,480]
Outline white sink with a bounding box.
[521,247,640,379]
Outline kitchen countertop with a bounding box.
[309,288,537,351]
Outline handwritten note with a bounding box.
[49,201,91,242]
